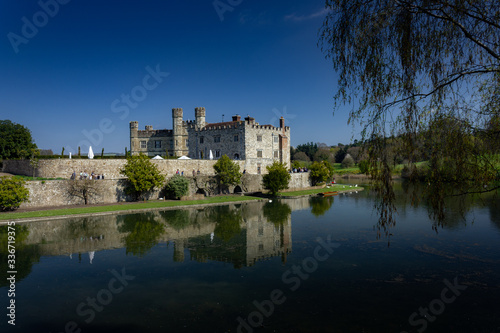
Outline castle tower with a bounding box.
[129,121,139,155]
[195,107,206,128]
[172,108,188,157]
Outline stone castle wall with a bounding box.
[15,172,311,208]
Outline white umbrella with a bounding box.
[209,150,213,160]
[88,146,94,159]
[69,152,72,159]
[178,155,191,160]
[152,155,164,160]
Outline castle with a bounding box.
[130,107,291,173]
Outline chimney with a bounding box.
[232,114,241,122]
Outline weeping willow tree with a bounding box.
[319,0,500,236]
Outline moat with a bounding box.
[1,183,500,332]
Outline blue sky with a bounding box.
[0,0,357,154]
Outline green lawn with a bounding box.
[0,195,262,221]
[280,184,361,196]
[0,186,365,221]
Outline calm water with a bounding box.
[1,185,500,333]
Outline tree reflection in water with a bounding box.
[309,196,334,217]
[209,205,242,243]
[117,212,165,257]
[0,225,40,288]
[262,201,292,228]
[373,180,500,240]
[159,209,191,231]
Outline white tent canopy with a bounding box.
[178,156,191,160]
[152,155,164,160]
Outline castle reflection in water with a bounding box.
[16,198,319,269]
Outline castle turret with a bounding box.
[172,108,188,157]
[130,121,139,155]
[195,107,206,128]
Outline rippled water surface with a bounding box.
[1,185,500,332]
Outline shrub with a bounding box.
[262,161,291,196]
[341,154,355,168]
[164,175,190,199]
[0,176,29,211]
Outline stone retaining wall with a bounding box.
[19,173,311,208]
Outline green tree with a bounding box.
[164,175,190,199]
[295,142,318,160]
[29,149,40,179]
[293,151,310,162]
[213,155,242,194]
[341,154,355,168]
[0,120,37,160]
[0,176,30,211]
[320,0,500,232]
[66,179,104,205]
[309,161,334,186]
[120,154,165,200]
[334,147,347,163]
[358,160,370,175]
[262,161,291,196]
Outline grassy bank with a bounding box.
[0,185,364,221]
[280,184,358,196]
[0,195,262,221]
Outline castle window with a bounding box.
[257,150,263,158]
[257,163,261,174]
[274,150,279,158]
[214,136,221,143]
[170,141,174,149]
[155,141,161,148]
[185,139,188,146]
[140,141,147,149]
[234,135,239,142]
[274,135,279,143]
[257,135,262,142]
[234,153,240,160]
[200,137,204,144]
[215,150,221,158]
